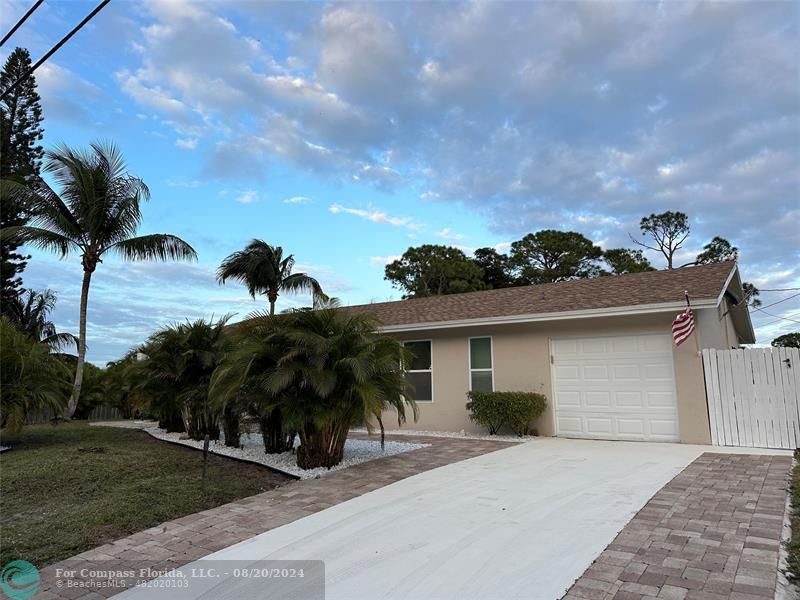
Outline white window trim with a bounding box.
[404,339,434,403]
[468,336,494,392]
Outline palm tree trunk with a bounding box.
[66,269,92,418]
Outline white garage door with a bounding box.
[551,334,680,442]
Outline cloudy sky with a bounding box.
[1,0,798,364]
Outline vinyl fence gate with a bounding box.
[702,347,800,449]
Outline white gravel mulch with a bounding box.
[350,427,535,443]
[0,445,9,453]
[141,427,430,480]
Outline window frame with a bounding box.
[403,339,434,403]
[468,335,494,392]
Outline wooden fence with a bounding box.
[702,347,800,449]
[25,405,123,425]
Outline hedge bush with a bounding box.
[466,391,547,436]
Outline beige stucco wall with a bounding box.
[385,311,715,444]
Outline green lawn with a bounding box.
[0,423,290,568]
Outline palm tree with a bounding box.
[4,288,77,351]
[0,317,71,432]
[134,316,232,443]
[0,142,197,418]
[217,239,326,315]
[210,313,296,454]
[215,308,418,469]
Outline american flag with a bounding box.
[672,307,696,347]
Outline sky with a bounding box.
[1,0,798,365]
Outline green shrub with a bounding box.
[466,391,547,436]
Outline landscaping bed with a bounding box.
[137,425,430,479]
[0,423,290,567]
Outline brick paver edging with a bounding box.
[35,433,515,599]
[562,453,793,600]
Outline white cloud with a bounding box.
[175,138,198,150]
[329,203,417,229]
[434,228,465,242]
[284,196,311,204]
[235,190,258,204]
[369,255,402,266]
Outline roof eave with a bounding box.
[378,299,718,333]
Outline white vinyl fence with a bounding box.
[702,347,800,449]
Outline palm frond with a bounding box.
[1,225,80,257]
[105,234,197,262]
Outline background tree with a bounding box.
[694,236,738,265]
[0,47,44,307]
[385,244,485,298]
[4,288,77,351]
[217,239,326,315]
[509,230,603,284]
[772,332,800,348]
[0,317,71,432]
[1,142,197,418]
[603,248,655,275]
[632,211,690,269]
[472,247,515,289]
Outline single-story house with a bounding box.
[345,261,753,445]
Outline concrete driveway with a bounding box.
[119,438,788,600]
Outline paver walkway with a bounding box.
[35,433,514,599]
[562,453,793,600]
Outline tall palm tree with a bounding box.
[4,288,77,351]
[217,239,326,315]
[0,142,197,418]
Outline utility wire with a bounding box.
[757,309,800,325]
[759,287,800,292]
[0,0,44,48]
[0,0,110,102]
[752,292,800,312]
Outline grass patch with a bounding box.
[788,450,800,581]
[0,423,290,568]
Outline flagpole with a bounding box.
[685,289,701,357]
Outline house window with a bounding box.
[469,337,493,392]
[404,340,433,402]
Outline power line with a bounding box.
[0,0,111,102]
[752,292,800,312]
[758,287,800,292]
[0,0,44,48]
[757,309,800,325]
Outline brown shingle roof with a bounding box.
[343,261,737,328]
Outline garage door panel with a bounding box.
[616,391,644,408]
[557,416,584,435]
[586,391,612,407]
[552,339,579,355]
[616,419,646,436]
[554,365,580,380]
[647,391,676,409]
[585,417,613,436]
[583,365,610,381]
[649,419,679,437]
[613,364,641,381]
[555,391,581,407]
[611,336,639,353]
[552,334,679,442]
[580,338,609,354]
